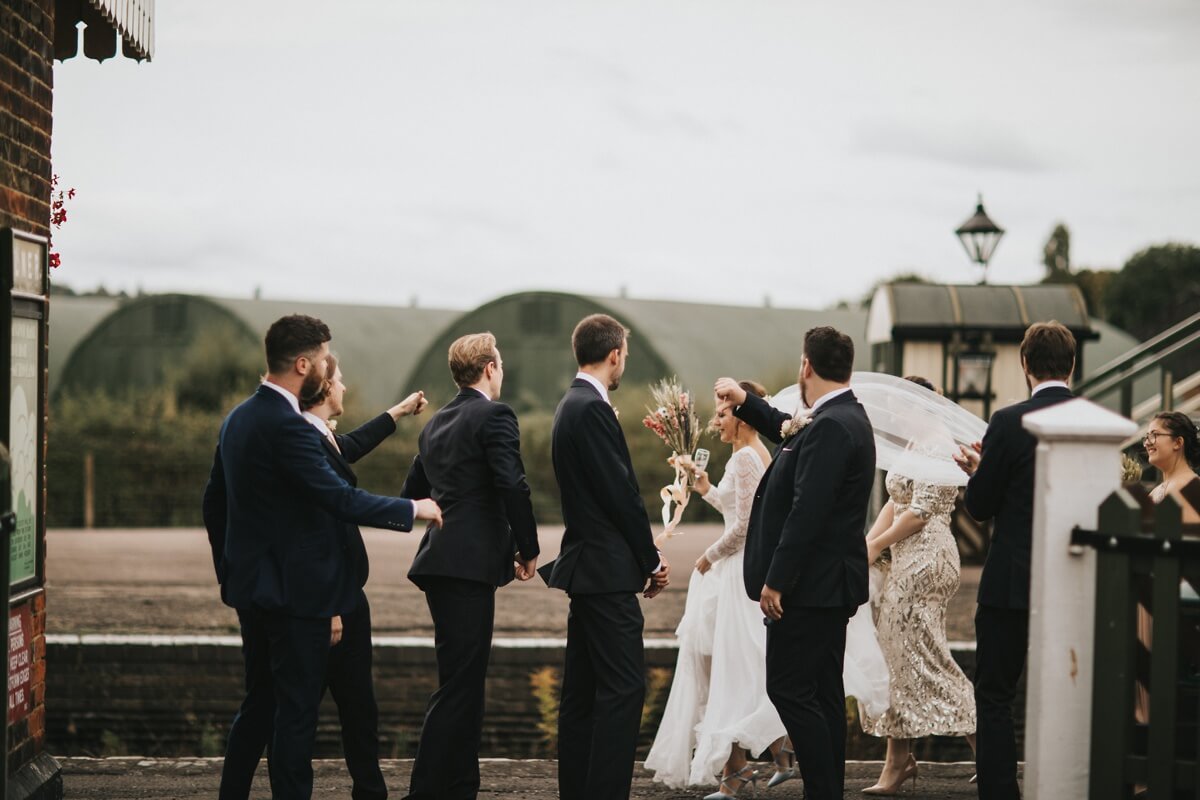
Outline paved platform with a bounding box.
[45,527,982,642]
[60,757,991,798]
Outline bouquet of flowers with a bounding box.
[642,378,702,541]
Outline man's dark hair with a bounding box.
[265,314,331,374]
[803,326,854,383]
[1020,321,1076,381]
[572,314,628,367]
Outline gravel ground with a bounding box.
[45,527,982,641]
[59,757,992,799]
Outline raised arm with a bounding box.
[964,413,1013,522]
[733,391,793,446]
[336,412,397,463]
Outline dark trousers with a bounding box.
[220,608,274,800]
[765,602,853,800]
[219,601,383,800]
[326,598,387,800]
[405,578,496,800]
[974,604,1029,800]
[557,592,646,800]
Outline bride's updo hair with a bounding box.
[1153,411,1200,468]
[738,379,767,399]
[905,375,937,393]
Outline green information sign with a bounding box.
[9,317,37,585]
[2,228,48,594]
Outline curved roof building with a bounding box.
[55,294,462,409]
[406,291,871,410]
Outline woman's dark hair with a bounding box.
[1153,411,1200,468]
[572,314,628,367]
[905,375,936,393]
[803,326,854,383]
[738,379,767,399]
[265,314,331,374]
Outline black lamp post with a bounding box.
[955,194,1005,284]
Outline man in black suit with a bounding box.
[955,321,1076,800]
[399,332,541,800]
[715,326,876,800]
[549,313,670,800]
[203,315,442,800]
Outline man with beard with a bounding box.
[203,314,442,800]
[715,326,876,800]
[547,313,671,800]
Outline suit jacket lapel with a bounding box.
[322,436,356,483]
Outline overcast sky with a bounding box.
[50,0,1200,311]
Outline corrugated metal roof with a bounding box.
[593,295,869,391]
[885,283,1092,332]
[48,295,123,395]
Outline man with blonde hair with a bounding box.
[401,332,540,800]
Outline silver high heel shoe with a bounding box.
[767,745,797,788]
[703,765,759,799]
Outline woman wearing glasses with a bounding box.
[1144,412,1200,521]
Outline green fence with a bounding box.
[1072,483,1200,799]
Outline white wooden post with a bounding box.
[1022,398,1137,799]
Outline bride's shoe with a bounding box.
[862,754,918,796]
[703,765,759,799]
[766,745,797,788]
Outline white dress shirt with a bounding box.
[575,371,611,405]
[1031,380,1069,396]
[809,385,852,414]
[261,380,301,415]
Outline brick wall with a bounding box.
[0,0,55,786]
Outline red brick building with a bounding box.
[1,2,152,798]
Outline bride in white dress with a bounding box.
[645,381,794,799]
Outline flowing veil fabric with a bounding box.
[768,373,987,487]
[844,566,891,719]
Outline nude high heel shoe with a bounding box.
[861,754,918,796]
[767,745,797,788]
[703,765,759,799]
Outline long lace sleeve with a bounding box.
[700,482,724,514]
[704,449,764,563]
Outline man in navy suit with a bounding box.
[203,314,442,800]
[955,321,1076,800]
[716,326,876,800]
[549,314,670,800]
[400,332,540,800]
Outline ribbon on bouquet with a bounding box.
[654,454,691,547]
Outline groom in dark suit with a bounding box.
[400,332,540,800]
[203,314,442,800]
[716,326,876,800]
[549,313,670,800]
[955,321,1076,800]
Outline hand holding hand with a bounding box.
[695,554,712,575]
[390,391,428,420]
[413,498,443,527]
[644,553,670,598]
[954,441,982,476]
[515,556,538,581]
[330,615,344,646]
[713,377,747,408]
[760,584,783,621]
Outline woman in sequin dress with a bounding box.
[859,377,976,795]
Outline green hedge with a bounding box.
[47,390,724,528]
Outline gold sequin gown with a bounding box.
[860,472,977,738]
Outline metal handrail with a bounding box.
[1076,311,1200,398]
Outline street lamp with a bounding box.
[955,194,1005,284]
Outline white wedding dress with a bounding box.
[645,447,892,789]
[645,447,785,788]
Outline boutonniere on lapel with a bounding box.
[611,405,620,420]
[327,419,338,431]
[780,414,811,439]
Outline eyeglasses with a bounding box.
[1143,431,1174,445]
